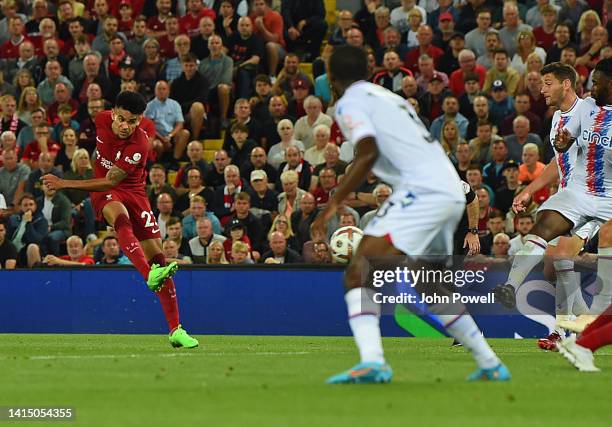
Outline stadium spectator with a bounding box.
[275,146,314,192]
[489,232,511,259]
[526,0,560,28]
[147,0,173,37]
[545,22,576,64]
[418,71,451,123]
[26,152,62,200]
[561,46,589,88]
[22,125,61,170]
[0,16,28,60]
[0,221,17,269]
[404,25,444,73]
[391,0,426,34]
[190,15,215,59]
[458,74,482,123]
[54,128,77,173]
[246,169,278,215]
[449,49,486,97]
[454,142,473,181]
[524,70,548,118]
[488,80,516,126]
[76,98,105,153]
[364,6,391,52]
[0,149,29,217]
[37,235,93,266]
[289,191,316,250]
[166,217,192,258]
[304,124,331,167]
[268,119,304,170]
[206,149,230,189]
[504,116,544,162]
[163,35,192,82]
[188,217,226,264]
[272,53,312,101]
[0,95,27,140]
[494,160,520,214]
[176,166,215,215]
[311,167,337,208]
[34,181,71,256]
[224,218,254,262]
[436,30,465,76]
[374,26,409,65]
[206,240,229,264]
[227,16,264,99]
[533,4,558,50]
[261,95,292,149]
[47,84,79,126]
[163,238,193,264]
[96,235,131,265]
[92,15,125,58]
[182,195,222,240]
[198,34,233,129]
[326,206,361,240]
[483,50,520,96]
[439,120,466,158]
[73,53,111,104]
[180,0,215,38]
[482,139,510,192]
[262,230,301,264]
[500,92,542,137]
[277,169,307,218]
[240,147,278,186]
[267,213,298,252]
[394,75,424,100]
[293,96,332,150]
[328,9,353,46]
[359,183,391,230]
[61,148,96,241]
[4,41,39,84]
[519,143,549,202]
[510,29,547,75]
[577,25,609,70]
[250,75,273,123]
[136,38,165,101]
[155,192,180,239]
[465,9,493,57]
[403,8,425,50]
[213,164,244,225]
[223,122,257,169]
[498,2,532,57]
[429,96,468,141]
[170,53,209,140]
[250,0,285,75]
[215,0,239,46]
[230,240,255,264]
[157,14,181,59]
[476,30,502,69]
[480,207,506,255]
[508,213,535,256]
[147,163,177,207]
[7,193,48,267]
[468,166,494,205]
[144,80,190,162]
[224,98,265,148]
[230,191,266,253]
[173,140,209,189]
[374,50,414,93]
[302,240,332,264]
[281,0,327,62]
[313,143,347,177]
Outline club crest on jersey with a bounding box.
[115,150,122,161]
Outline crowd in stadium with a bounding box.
[0,0,609,268]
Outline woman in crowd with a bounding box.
[510,29,546,75]
[54,128,79,172]
[63,148,97,241]
[266,214,299,253]
[17,87,43,126]
[268,119,305,169]
[206,240,229,265]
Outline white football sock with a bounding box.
[345,288,385,364]
[591,247,612,314]
[438,314,500,370]
[553,260,576,316]
[506,234,548,290]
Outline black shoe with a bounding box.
[494,284,517,308]
[451,339,462,347]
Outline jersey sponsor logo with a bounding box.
[99,156,114,169]
[124,152,142,165]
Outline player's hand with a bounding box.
[512,190,531,213]
[553,129,575,153]
[22,210,33,222]
[463,233,480,256]
[41,174,64,191]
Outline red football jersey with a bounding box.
[94,110,149,190]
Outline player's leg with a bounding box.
[575,304,612,352]
[495,209,574,308]
[592,221,612,314]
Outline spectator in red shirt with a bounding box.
[118,1,135,39]
[22,124,61,169]
[404,25,444,74]
[157,14,181,59]
[311,167,337,208]
[0,16,28,59]
[533,5,558,50]
[251,0,285,76]
[180,0,216,38]
[42,235,95,266]
[449,49,487,96]
[561,46,590,89]
[147,0,173,38]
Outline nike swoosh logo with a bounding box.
[128,246,138,253]
[96,136,104,144]
[151,228,160,233]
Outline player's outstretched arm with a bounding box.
[41,166,128,192]
[512,159,559,213]
[311,137,378,236]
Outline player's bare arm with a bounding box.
[41,165,128,192]
[311,137,378,236]
[513,159,560,213]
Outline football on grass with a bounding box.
[330,226,363,264]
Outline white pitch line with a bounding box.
[9,351,310,361]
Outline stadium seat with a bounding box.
[178,161,189,168]
[203,150,216,162]
[204,139,223,150]
[167,170,178,185]
[299,63,314,81]
[325,0,337,27]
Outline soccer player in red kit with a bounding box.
[42,91,198,348]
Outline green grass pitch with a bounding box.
[0,335,610,427]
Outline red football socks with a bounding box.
[114,213,151,279]
[149,253,180,333]
[576,305,612,353]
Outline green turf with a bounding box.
[0,335,610,427]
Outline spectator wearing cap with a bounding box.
[373,50,414,93]
[170,53,209,140]
[476,30,502,70]
[293,96,332,151]
[449,49,487,97]
[427,0,459,29]
[499,92,542,137]
[488,79,516,126]
[164,35,192,82]
[498,2,533,58]
[404,25,444,74]
[272,53,312,101]
[465,9,494,58]
[458,73,483,122]
[432,12,457,51]
[391,0,426,35]
[374,26,410,65]
[415,54,447,92]
[493,160,520,214]
[417,71,451,123]
[482,140,510,191]
[483,49,520,96]
[110,56,138,99]
[504,115,543,163]
[246,169,278,215]
[145,80,191,163]
[281,0,327,62]
[228,192,266,254]
[250,0,285,76]
[227,16,265,99]
[188,217,226,264]
[430,96,468,141]
[287,76,311,119]
[437,31,465,76]
[198,35,233,129]
[181,0,216,38]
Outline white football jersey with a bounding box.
[335,81,464,202]
[563,97,612,197]
[550,97,582,189]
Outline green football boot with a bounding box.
[147,262,179,292]
[169,325,199,348]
